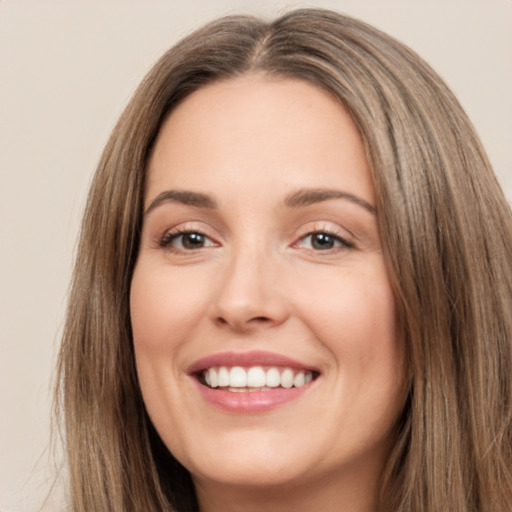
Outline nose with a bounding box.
[209,247,290,333]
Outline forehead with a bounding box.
[146,75,374,205]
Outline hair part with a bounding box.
[56,8,512,511]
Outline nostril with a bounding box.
[214,314,273,330]
[252,316,272,323]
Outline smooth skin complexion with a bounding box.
[130,76,406,512]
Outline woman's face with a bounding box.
[131,76,405,502]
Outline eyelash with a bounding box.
[158,228,355,253]
[295,230,355,252]
[158,228,215,251]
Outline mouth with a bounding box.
[199,365,316,392]
[188,351,320,412]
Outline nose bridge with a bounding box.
[211,238,288,330]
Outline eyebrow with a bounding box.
[144,187,376,216]
[285,188,376,214]
[144,190,217,215]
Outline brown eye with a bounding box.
[159,231,216,250]
[297,232,354,251]
[311,233,336,250]
[181,233,207,249]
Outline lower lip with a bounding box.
[193,379,313,413]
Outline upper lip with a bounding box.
[187,350,320,374]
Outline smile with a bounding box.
[202,366,315,391]
[189,351,320,412]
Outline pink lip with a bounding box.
[187,350,319,373]
[194,383,312,413]
[187,351,319,414]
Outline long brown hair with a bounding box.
[56,8,512,511]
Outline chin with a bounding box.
[190,457,308,492]
[176,431,312,488]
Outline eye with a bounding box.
[296,231,354,251]
[159,230,217,250]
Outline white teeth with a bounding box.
[218,366,230,387]
[247,366,266,387]
[280,368,294,389]
[208,368,218,388]
[293,371,305,388]
[266,367,281,387]
[229,366,247,387]
[202,366,314,390]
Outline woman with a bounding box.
[56,8,512,511]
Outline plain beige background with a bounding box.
[1,1,511,510]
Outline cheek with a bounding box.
[130,262,209,351]
[129,262,208,449]
[297,263,397,353]
[294,262,404,405]
[129,262,208,420]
